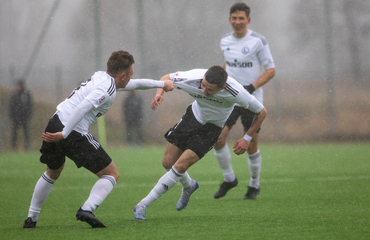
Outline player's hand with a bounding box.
[233,138,249,155]
[42,132,64,143]
[163,80,174,92]
[151,95,164,110]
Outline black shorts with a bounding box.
[164,105,222,159]
[225,105,261,133]
[39,114,112,174]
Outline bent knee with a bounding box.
[162,160,173,170]
[173,164,187,174]
[113,172,119,182]
[214,138,226,150]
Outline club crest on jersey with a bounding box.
[241,46,249,54]
[98,96,105,103]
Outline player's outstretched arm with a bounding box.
[151,74,171,110]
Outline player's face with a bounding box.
[229,11,250,37]
[121,65,134,88]
[201,78,223,97]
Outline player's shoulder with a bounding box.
[220,32,234,44]
[249,30,268,46]
[221,32,233,40]
[224,77,244,97]
[91,71,116,96]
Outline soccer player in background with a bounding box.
[213,3,275,200]
[23,50,174,228]
[133,66,267,220]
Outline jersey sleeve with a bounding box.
[61,98,94,138]
[85,81,114,108]
[235,88,264,113]
[257,42,275,70]
[118,79,164,91]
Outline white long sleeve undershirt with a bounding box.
[61,98,94,138]
[117,79,164,91]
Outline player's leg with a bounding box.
[23,120,31,151]
[173,150,200,211]
[134,143,199,220]
[24,114,66,228]
[80,161,118,212]
[214,126,236,182]
[174,121,220,209]
[243,133,261,199]
[24,164,65,228]
[126,123,133,145]
[74,134,116,228]
[137,144,184,204]
[11,121,19,151]
[162,142,193,189]
[240,109,262,199]
[213,108,240,199]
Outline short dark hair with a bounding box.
[230,3,251,18]
[107,50,135,77]
[205,66,228,88]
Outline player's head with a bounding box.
[107,50,135,77]
[229,3,251,37]
[230,3,250,18]
[107,50,135,88]
[16,79,25,91]
[202,66,228,97]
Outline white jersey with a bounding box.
[56,73,166,136]
[220,30,275,103]
[57,71,116,135]
[170,69,264,128]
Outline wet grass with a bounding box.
[0,143,369,239]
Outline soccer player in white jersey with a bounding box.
[133,66,267,220]
[213,3,276,200]
[23,50,174,228]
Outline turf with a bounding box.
[0,143,369,239]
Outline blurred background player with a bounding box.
[122,90,143,146]
[8,79,33,152]
[213,3,275,200]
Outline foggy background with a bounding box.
[0,0,369,151]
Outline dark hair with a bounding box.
[205,66,228,88]
[230,3,250,18]
[107,50,135,77]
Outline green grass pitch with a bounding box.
[0,143,369,239]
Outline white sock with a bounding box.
[248,150,262,188]
[28,172,56,222]
[214,144,235,182]
[140,167,182,207]
[179,171,192,189]
[81,175,116,212]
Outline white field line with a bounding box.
[52,175,370,190]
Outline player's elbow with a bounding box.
[258,107,267,121]
[268,68,276,78]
